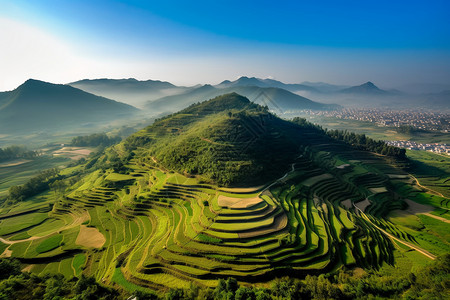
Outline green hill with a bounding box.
[128,93,314,186]
[0,79,139,133]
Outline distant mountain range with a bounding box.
[69,78,188,108]
[68,76,341,114]
[68,76,449,111]
[1,77,447,135]
[0,79,138,133]
[145,84,339,113]
[217,76,320,93]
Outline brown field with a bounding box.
[76,225,105,248]
[341,199,352,210]
[355,198,371,212]
[52,147,92,160]
[369,187,388,194]
[336,164,350,169]
[218,195,263,209]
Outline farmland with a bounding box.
[0,94,448,295]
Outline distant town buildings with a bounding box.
[384,140,450,155]
[303,108,450,132]
[296,108,450,155]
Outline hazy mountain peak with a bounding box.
[362,81,377,88]
[21,78,52,88]
[339,81,388,94]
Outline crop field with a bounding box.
[0,99,448,294]
[0,156,69,197]
[1,137,447,294]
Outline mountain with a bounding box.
[217,76,319,93]
[0,79,138,133]
[300,81,349,93]
[69,78,189,108]
[339,81,390,95]
[146,84,339,113]
[144,84,219,113]
[129,92,321,186]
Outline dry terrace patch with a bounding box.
[355,198,372,212]
[369,187,388,194]
[218,195,263,209]
[341,199,352,210]
[336,164,350,169]
[52,147,92,160]
[76,225,106,248]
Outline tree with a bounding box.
[0,258,21,280]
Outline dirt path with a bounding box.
[353,204,436,260]
[0,248,12,258]
[421,212,450,224]
[0,236,42,245]
[410,174,445,198]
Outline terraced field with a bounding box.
[1,95,448,293]
[2,141,446,292]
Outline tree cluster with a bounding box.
[0,145,38,162]
[326,129,406,159]
[71,133,121,148]
[291,117,406,159]
[0,259,119,300]
[6,169,59,204]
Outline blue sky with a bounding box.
[1,0,449,90]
